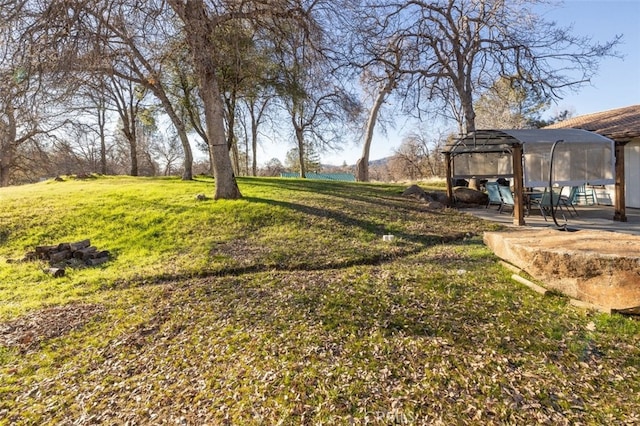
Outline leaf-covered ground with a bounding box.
[0,177,638,424]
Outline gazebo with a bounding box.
[442,129,624,226]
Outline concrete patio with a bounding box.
[463,204,640,236]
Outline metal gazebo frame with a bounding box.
[442,129,626,226]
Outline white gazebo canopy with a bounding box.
[443,128,615,187]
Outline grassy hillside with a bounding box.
[0,176,638,424]
[0,176,486,319]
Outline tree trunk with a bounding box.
[121,102,139,176]
[225,94,240,176]
[251,111,258,176]
[207,139,215,176]
[295,127,306,178]
[231,140,240,176]
[97,98,108,174]
[177,124,193,180]
[248,98,268,177]
[460,78,476,134]
[245,135,250,177]
[356,76,396,182]
[0,104,17,186]
[128,132,138,176]
[150,86,193,180]
[200,71,242,199]
[170,2,240,198]
[99,118,107,175]
[0,161,11,187]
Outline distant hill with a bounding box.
[280,172,356,181]
[367,157,392,167]
[321,156,392,172]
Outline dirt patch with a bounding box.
[0,303,104,353]
[210,239,271,266]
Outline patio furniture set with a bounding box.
[485,182,597,221]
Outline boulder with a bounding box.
[454,187,488,205]
[484,229,640,311]
[426,192,449,205]
[402,185,429,201]
[403,186,450,206]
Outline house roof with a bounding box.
[544,104,640,141]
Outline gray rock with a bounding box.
[402,185,429,201]
[454,187,488,204]
[426,192,449,204]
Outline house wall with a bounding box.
[625,138,640,208]
[596,138,640,207]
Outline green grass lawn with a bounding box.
[0,175,638,424]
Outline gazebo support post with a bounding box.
[614,141,628,222]
[444,152,454,206]
[512,144,526,226]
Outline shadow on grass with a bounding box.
[243,195,466,244]
[242,177,440,216]
[157,246,565,356]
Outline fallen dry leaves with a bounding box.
[0,304,104,354]
[1,251,639,425]
[0,185,638,424]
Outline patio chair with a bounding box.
[486,182,503,210]
[497,185,515,214]
[575,184,596,205]
[559,186,579,217]
[531,188,566,221]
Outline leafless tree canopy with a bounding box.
[0,0,622,189]
[351,0,621,134]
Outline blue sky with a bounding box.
[261,0,640,166]
[542,0,640,117]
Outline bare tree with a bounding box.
[62,79,114,175]
[55,124,105,174]
[163,46,215,175]
[16,1,195,180]
[273,14,360,178]
[387,130,448,181]
[0,5,73,186]
[166,0,325,197]
[259,157,285,177]
[354,37,404,182]
[365,0,621,134]
[243,94,273,176]
[167,1,242,197]
[85,87,110,175]
[153,132,183,176]
[237,46,278,177]
[11,0,321,196]
[390,136,428,181]
[106,75,149,176]
[87,4,195,180]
